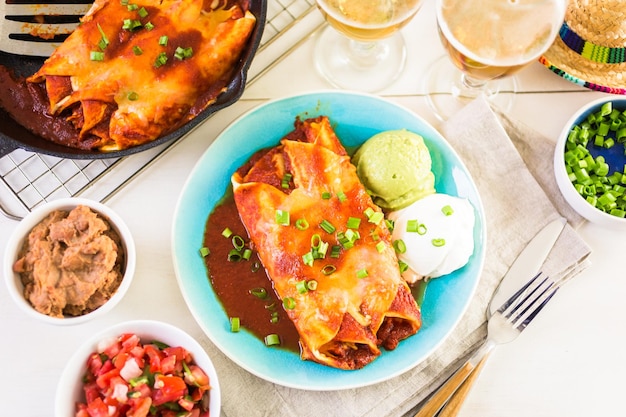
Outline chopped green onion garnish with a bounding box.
[337,191,347,202]
[322,264,336,275]
[242,249,252,261]
[330,245,341,258]
[222,227,233,238]
[295,280,308,294]
[295,218,309,230]
[122,19,142,30]
[230,317,240,332]
[302,251,314,267]
[90,51,105,61]
[144,21,154,30]
[393,239,406,254]
[132,45,143,55]
[250,287,267,299]
[174,46,193,60]
[251,261,261,272]
[232,235,245,251]
[356,269,369,279]
[275,209,290,226]
[127,91,139,101]
[398,260,409,273]
[227,249,242,262]
[321,191,332,199]
[283,297,296,310]
[264,334,280,346]
[441,205,454,216]
[306,280,318,290]
[138,6,148,18]
[199,247,210,257]
[346,217,361,229]
[432,238,446,247]
[127,3,138,11]
[406,220,427,235]
[158,35,169,46]
[154,52,168,67]
[375,241,386,253]
[280,172,292,189]
[319,219,336,234]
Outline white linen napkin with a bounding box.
[200,96,591,417]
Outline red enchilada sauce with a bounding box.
[203,193,301,352]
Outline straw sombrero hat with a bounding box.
[540,0,626,94]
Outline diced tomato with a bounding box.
[85,397,109,417]
[184,365,210,390]
[127,396,152,417]
[86,353,105,377]
[152,375,187,406]
[178,396,196,411]
[83,382,100,404]
[121,333,141,351]
[96,358,114,378]
[144,344,163,373]
[160,355,177,375]
[113,351,129,369]
[96,366,120,390]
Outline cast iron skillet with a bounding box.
[0,0,267,159]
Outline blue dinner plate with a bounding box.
[172,91,486,390]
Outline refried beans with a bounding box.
[12,205,125,318]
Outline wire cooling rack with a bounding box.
[0,0,322,220]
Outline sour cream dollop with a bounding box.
[388,193,475,282]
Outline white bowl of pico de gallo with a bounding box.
[55,320,220,417]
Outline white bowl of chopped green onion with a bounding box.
[554,97,626,228]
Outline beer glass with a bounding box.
[314,0,424,92]
[426,0,567,120]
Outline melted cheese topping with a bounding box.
[232,117,421,370]
[28,0,255,151]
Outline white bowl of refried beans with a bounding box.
[3,198,136,325]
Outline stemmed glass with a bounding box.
[426,0,567,120]
[314,0,424,93]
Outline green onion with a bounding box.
[132,45,143,55]
[264,334,280,346]
[302,251,314,267]
[230,317,240,332]
[393,239,406,254]
[306,280,318,290]
[122,19,142,31]
[242,249,252,261]
[295,280,308,294]
[199,247,210,257]
[275,209,290,226]
[330,245,341,258]
[250,287,267,299]
[375,241,386,253]
[283,297,296,310]
[127,91,139,101]
[441,205,454,216]
[319,219,336,233]
[174,46,193,60]
[222,227,233,238]
[322,264,336,275]
[398,260,409,274]
[356,268,369,279]
[144,21,154,30]
[406,220,427,235]
[158,35,169,46]
[337,191,347,202]
[295,218,309,230]
[321,191,332,199]
[251,261,261,272]
[96,24,109,50]
[281,172,292,189]
[232,235,245,251]
[127,3,138,11]
[432,238,446,247]
[138,6,148,18]
[227,249,242,262]
[90,51,104,61]
[346,217,361,229]
[154,52,168,67]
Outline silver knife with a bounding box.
[489,216,566,315]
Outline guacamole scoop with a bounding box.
[353,130,435,211]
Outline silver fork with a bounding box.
[414,272,560,417]
[0,1,92,57]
